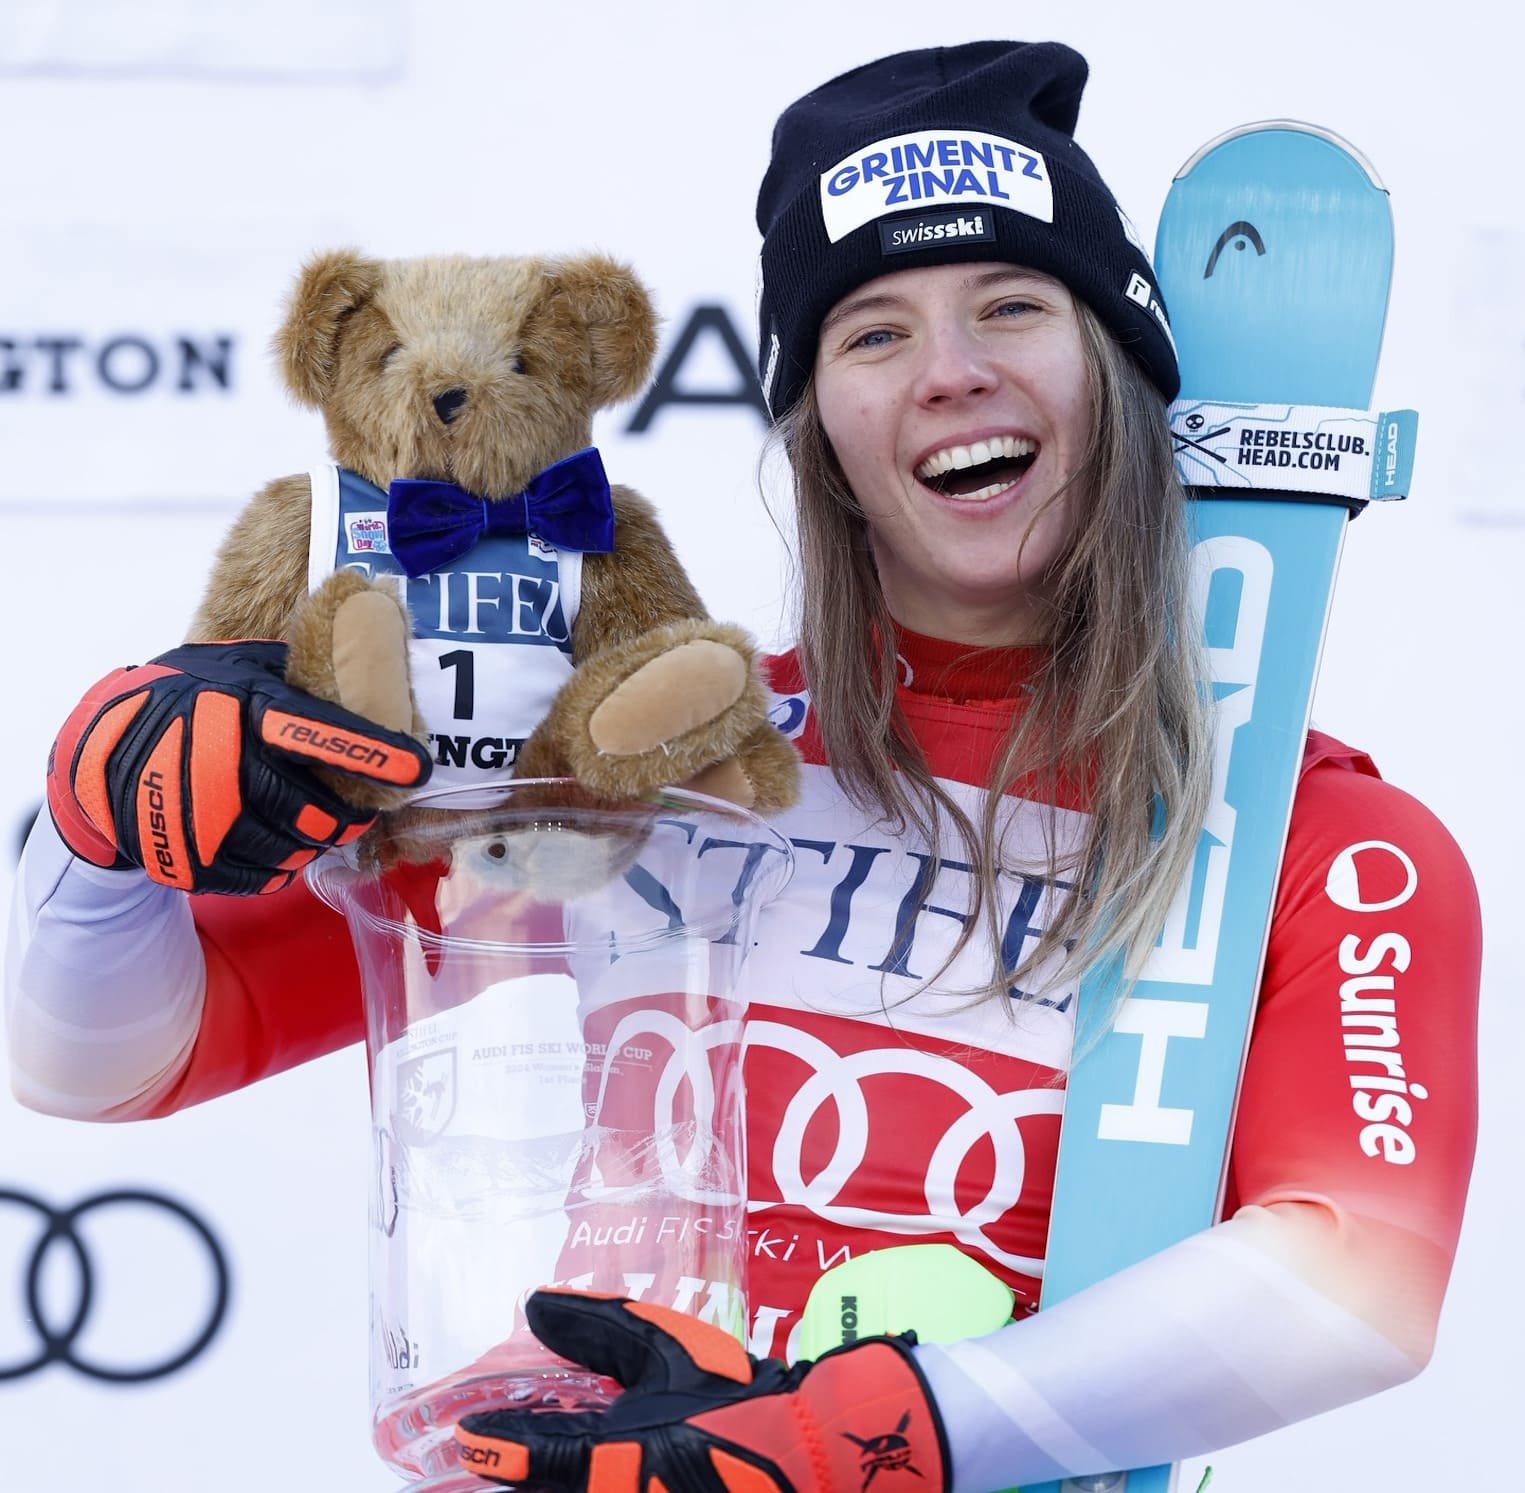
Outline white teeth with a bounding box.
[947,478,1022,503]
[916,434,1035,480]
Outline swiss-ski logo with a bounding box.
[879,210,996,256]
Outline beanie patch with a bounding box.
[879,208,998,256]
[819,129,1054,244]
[1124,271,1177,354]
[760,330,782,409]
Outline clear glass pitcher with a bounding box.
[307,779,793,1480]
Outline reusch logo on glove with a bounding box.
[261,712,424,785]
[458,1443,503,1470]
[142,769,181,882]
[277,720,389,765]
[843,1411,924,1490]
[136,727,194,889]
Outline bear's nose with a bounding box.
[433,387,468,425]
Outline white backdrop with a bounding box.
[1,2,1519,1488]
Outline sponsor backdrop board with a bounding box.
[0,2,1518,1489]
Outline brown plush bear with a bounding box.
[187,250,800,843]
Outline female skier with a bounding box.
[10,40,1480,1493]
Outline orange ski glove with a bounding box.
[47,640,431,895]
[454,1288,951,1493]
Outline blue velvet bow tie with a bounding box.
[385,447,615,578]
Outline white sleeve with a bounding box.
[5,813,206,1119]
[914,1206,1420,1491]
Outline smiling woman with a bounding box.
[812,263,1095,643]
[3,33,1482,1493]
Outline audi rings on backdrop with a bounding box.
[0,1187,231,1383]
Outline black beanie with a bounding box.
[756,40,1178,419]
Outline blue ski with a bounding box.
[1028,122,1416,1493]
[793,123,1419,1493]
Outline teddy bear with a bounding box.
[185,249,800,861]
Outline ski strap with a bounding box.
[1171,399,1418,505]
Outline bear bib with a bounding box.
[306,464,580,796]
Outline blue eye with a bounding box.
[850,327,897,350]
[992,299,1036,318]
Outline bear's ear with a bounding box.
[542,255,658,409]
[275,249,384,408]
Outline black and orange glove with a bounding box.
[46,640,431,895]
[455,1289,951,1493]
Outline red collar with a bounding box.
[892,624,1048,704]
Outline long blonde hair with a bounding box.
[775,302,1211,1015]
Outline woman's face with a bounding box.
[813,261,1093,646]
